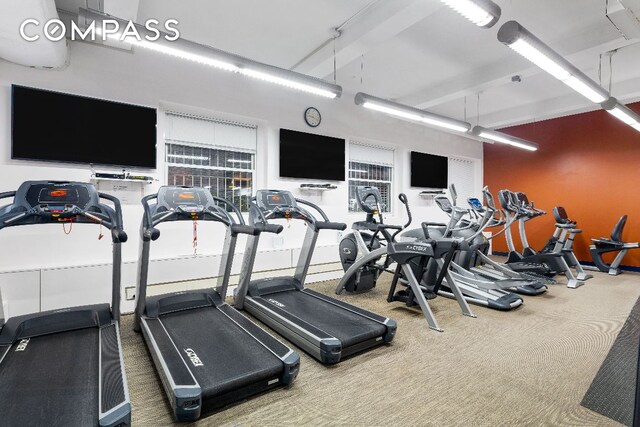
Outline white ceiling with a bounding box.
[134,0,640,128]
[0,0,68,68]
[4,0,639,128]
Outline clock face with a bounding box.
[304,107,321,127]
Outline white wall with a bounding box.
[0,40,483,316]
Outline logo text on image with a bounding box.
[20,18,180,43]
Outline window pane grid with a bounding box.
[348,161,392,213]
[166,143,254,212]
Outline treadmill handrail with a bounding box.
[140,191,246,234]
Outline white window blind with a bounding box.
[349,143,394,166]
[164,112,257,211]
[448,157,476,203]
[165,112,256,152]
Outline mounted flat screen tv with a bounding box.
[279,128,345,181]
[411,151,448,189]
[12,85,157,168]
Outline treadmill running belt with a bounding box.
[160,307,284,397]
[581,296,640,426]
[0,328,99,427]
[267,290,387,347]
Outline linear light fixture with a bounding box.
[79,8,342,99]
[472,126,539,151]
[497,21,609,103]
[601,97,640,132]
[439,0,501,28]
[354,92,471,133]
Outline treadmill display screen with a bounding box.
[257,191,296,210]
[267,195,285,205]
[38,188,80,204]
[165,189,209,208]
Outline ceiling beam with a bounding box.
[479,74,640,128]
[291,0,442,79]
[397,23,638,110]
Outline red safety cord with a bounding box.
[97,218,104,240]
[193,218,198,255]
[62,218,74,235]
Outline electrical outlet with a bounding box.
[125,287,136,301]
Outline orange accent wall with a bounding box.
[483,102,640,267]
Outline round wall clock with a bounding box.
[304,107,321,127]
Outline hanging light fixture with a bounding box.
[601,98,640,132]
[439,0,502,28]
[472,126,539,151]
[78,8,342,99]
[497,21,609,104]
[354,92,471,133]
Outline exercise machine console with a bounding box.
[0,181,130,427]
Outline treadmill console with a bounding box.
[255,190,297,211]
[467,198,484,212]
[155,187,214,218]
[21,182,96,219]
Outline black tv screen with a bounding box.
[12,85,157,168]
[279,129,345,181]
[411,151,448,188]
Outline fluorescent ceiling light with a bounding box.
[240,68,338,99]
[562,76,608,103]
[80,8,342,99]
[508,40,569,80]
[129,39,239,72]
[472,126,539,151]
[498,21,609,104]
[355,92,471,133]
[439,0,502,28]
[601,97,640,133]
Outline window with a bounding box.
[348,143,394,213]
[165,112,256,211]
[348,162,393,213]
[448,157,476,203]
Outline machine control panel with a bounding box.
[255,190,297,211]
[157,187,213,217]
[31,184,89,218]
[355,186,383,214]
[434,196,453,213]
[467,198,483,211]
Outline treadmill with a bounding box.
[234,189,397,364]
[135,186,299,422]
[0,181,131,427]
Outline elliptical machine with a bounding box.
[338,186,396,293]
[338,188,475,332]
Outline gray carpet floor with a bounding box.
[120,271,640,426]
[581,295,640,426]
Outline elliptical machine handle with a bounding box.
[398,193,412,229]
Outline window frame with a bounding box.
[347,160,394,214]
[163,112,257,212]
